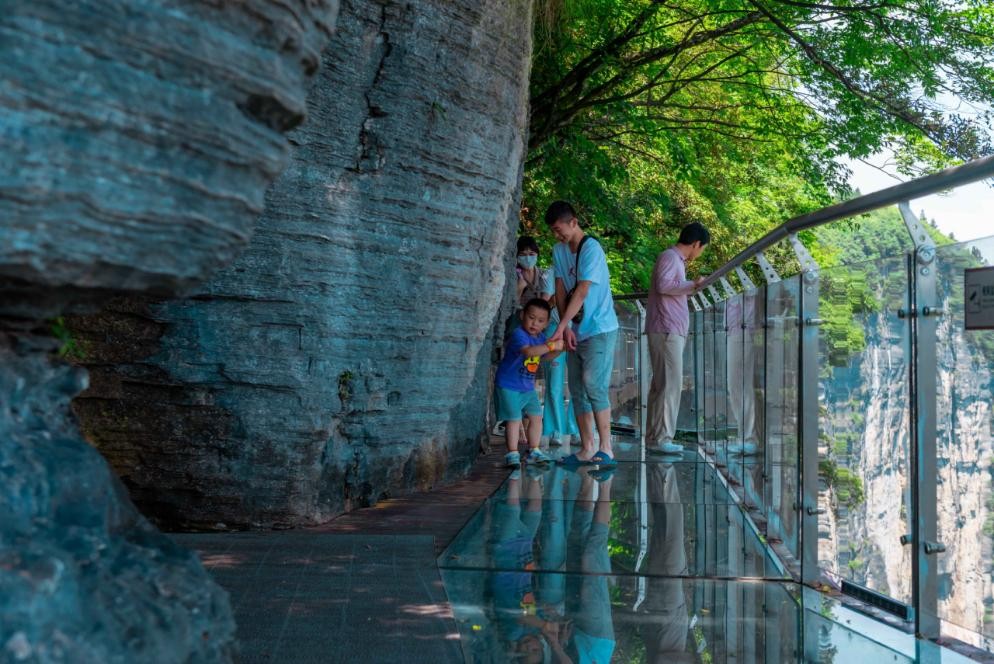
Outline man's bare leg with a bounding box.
[576,411,596,461]
[594,407,613,457]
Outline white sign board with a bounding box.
[965,267,994,330]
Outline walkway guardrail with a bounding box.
[615,155,994,656]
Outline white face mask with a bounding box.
[518,255,538,269]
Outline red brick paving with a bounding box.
[311,436,509,555]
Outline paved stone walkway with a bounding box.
[173,440,508,663]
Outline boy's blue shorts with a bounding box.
[495,386,542,422]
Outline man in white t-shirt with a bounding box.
[545,201,620,467]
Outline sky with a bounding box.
[844,156,994,244]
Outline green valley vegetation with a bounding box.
[820,458,866,509]
[520,0,994,292]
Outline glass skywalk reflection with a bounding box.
[438,442,936,663]
[442,453,783,580]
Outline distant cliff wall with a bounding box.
[821,297,994,637]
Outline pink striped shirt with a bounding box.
[645,246,696,335]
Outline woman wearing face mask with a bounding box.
[516,237,578,448]
[516,236,547,308]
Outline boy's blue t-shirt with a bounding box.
[552,237,619,341]
[495,327,546,393]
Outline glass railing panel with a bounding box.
[722,290,766,514]
[815,252,913,608]
[710,298,730,458]
[722,291,745,470]
[691,308,706,441]
[933,234,994,652]
[701,302,718,453]
[765,275,801,561]
[677,317,698,438]
[610,300,642,436]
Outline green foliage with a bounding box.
[820,458,866,509]
[50,316,85,361]
[523,0,994,292]
[338,370,355,404]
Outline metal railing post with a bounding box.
[790,233,822,586]
[899,202,941,640]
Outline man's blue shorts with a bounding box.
[567,329,618,414]
[495,386,542,422]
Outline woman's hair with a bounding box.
[517,236,540,255]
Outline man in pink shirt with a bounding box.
[645,222,710,455]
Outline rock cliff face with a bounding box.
[1,1,339,317]
[0,340,237,663]
[0,1,338,660]
[68,0,534,528]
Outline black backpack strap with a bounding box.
[574,235,593,283]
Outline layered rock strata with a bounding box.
[69,0,533,528]
[1,1,338,660]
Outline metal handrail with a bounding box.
[700,155,994,290]
[611,155,994,301]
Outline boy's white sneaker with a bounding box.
[505,451,521,468]
[527,448,552,464]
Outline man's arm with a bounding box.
[558,280,591,327]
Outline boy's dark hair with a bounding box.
[523,298,552,315]
[517,236,540,254]
[678,222,711,246]
[544,200,576,226]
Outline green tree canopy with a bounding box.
[522,0,994,290]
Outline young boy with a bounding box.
[496,298,563,467]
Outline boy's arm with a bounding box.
[520,339,564,358]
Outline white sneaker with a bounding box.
[505,451,521,468]
[527,448,553,464]
[648,440,683,456]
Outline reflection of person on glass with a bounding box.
[642,462,692,664]
[565,468,617,663]
[724,288,758,455]
[645,223,709,456]
[492,471,572,662]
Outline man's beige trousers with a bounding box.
[646,332,686,445]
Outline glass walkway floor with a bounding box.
[437,438,974,663]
